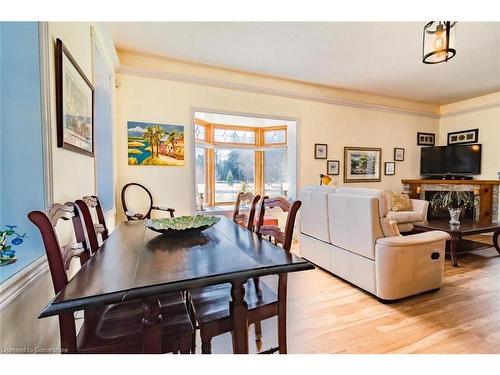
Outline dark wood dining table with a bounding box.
[39,216,314,353]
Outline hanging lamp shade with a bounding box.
[422,21,457,64]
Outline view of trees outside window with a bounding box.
[214,148,255,202]
[264,149,287,196]
[195,146,206,186]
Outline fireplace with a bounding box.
[425,191,475,220]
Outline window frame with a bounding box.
[194,121,287,206]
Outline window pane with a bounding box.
[195,147,206,186]
[214,128,256,144]
[264,149,287,197]
[264,129,286,144]
[195,124,206,141]
[215,149,255,203]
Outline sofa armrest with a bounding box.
[376,230,450,247]
[410,199,429,222]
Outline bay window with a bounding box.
[194,119,288,206]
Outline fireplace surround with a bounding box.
[401,179,500,223]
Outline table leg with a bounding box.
[450,235,460,267]
[230,279,249,354]
[493,230,500,255]
[141,298,162,353]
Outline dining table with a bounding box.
[39,216,314,354]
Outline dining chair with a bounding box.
[74,196,108,254]
[121,182,175,221]
[233,192,261,231]
[189,196,302,354]
[29,202,194,354]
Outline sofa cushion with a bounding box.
[299,187,335,243]
[389,192,412,211]
[328,193,384,260]
[386,210,423,223]
[335,187,389,217]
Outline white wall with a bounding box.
[439,92,500,180]
[116,71,439,218]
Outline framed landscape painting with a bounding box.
[344,147,382,182]
[128,121,185,166]
[55,38,94,156]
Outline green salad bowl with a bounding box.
[145,215,221,235]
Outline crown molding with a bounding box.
[117,65,440,119]
[440,101,500,118]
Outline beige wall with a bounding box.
[439,92,500,180]
[116,67,439,218]
[0,22,117,352]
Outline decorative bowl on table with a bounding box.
[145,215,221,235]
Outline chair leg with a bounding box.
[201,340,212,354]
[179,337,191,354]
[254,321,263,352]
[278,314,287,354]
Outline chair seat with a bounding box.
[235,215,278,228]
[258,216,279,226]
[77,292,193,354]
[190,280,277,326]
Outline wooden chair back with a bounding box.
[121,182,154,220]
[121,182,175,221]
[82,195,108,236]
[232,192,261,231]
[28,202,92,353]
[255,196,302,251]
[75,197,107,254]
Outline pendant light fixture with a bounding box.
[422,21,457,64]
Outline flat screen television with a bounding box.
[420,144,481,175]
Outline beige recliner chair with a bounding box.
[299,187,449,301]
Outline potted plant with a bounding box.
[430,190,477,225]
[0,225,27,266]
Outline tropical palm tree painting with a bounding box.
[127,121,184,166]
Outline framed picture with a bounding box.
[314,143,328,159]
[385,162,396,175]
[417,132,435,146]
[128,121,185,166]
[327,160,340,175]
[344,147,382,183]
[447,129,479,145]
[394,147,405,161]
[55,38,95,156]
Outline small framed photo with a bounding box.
[314,143,328,159]
[394,148,405,161]
[385,162,396,176]
[447,129,478,145]
[327,160,340,175]
[417,132,435,146]
[55,38,95,157]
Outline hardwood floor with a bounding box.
[198,235,500,354]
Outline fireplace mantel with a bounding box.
[401,179,500,223]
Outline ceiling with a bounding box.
[106,22,500,105]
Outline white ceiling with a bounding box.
[106,22,500,105]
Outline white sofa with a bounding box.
[386,196,429,233]
[299,186,449,301]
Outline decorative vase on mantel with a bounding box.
[448,207,462,225]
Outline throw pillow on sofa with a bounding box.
[389,192,412,211]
